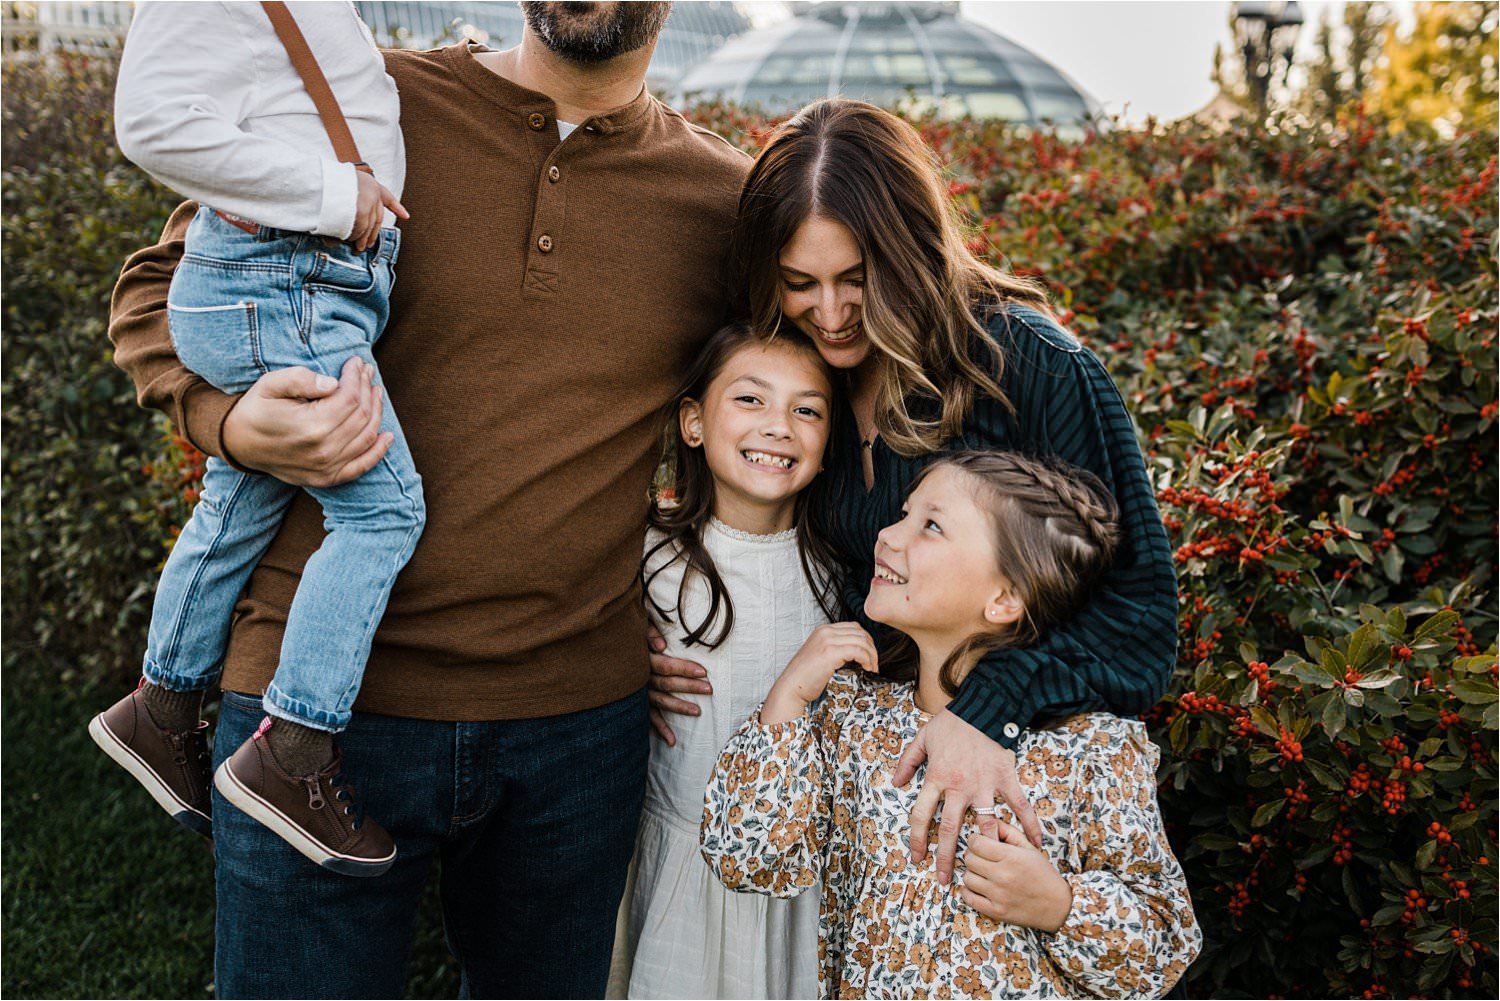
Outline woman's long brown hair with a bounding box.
[643,322,844,648]
[731,98,1051,457]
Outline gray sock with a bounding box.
[262,718,336,776]
[139,681,204,732]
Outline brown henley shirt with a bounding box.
[108,43,751,720]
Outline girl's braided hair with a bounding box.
[882,450,1121,696]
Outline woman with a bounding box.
[649,98,1178,890]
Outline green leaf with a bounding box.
[1451,679,1498,705]
[1413,609,1461,643]
[1251,799,1286,828]
[1363,690,1404,717]
[1304,758,1342,790]
[1320,645,1348,677]
[1196,834,1242,852]
[1346,623,1381,671]
[1250,705,1280,739]
[1449,811,1481,832]
[1415,839,1438,870]
[1293,662,1340,687]
[1168,711,1189,754]
[1355,668,1402,688]
[1388,607,1407,637]
[1381,545,1405,581]
[1322,694,1347,739]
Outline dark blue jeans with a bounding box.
[211,686,649,999]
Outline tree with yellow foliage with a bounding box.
[1370,1,1498,136]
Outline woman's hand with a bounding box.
[761,622,878,725]
[221,356,390,486]
[647,624,711,746]
[894,710,1043,885]
[960,823,1073,933]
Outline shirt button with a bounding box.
[527,113,546,130]
[536,234,554,253]
[548,165,560,183]
[1003,722,1020,739]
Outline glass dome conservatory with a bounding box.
[677,1,1101,126]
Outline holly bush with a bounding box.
[2,54,1494,997]
[1,53,181,686]
[685,102,1498,996]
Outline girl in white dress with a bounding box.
[610,322,843,999]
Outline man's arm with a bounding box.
[109,201,239,460]
[108,202,392,486]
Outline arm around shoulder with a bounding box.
[947,307,1179,745]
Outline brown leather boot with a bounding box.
[89,683,212,837]
[213,716,396,877]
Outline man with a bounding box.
[108,3,748,995]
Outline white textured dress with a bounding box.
[610,520,827,1000]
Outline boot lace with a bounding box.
[327,768,366,831]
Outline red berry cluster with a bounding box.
[1276,726,1304,763]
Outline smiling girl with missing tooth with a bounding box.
[700,451,1201,999]
[608,321,843,999]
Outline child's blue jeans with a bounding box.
[143,206,425,733]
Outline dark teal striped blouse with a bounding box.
[822,303,1178,749]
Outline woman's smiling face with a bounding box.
[778,215,872,370]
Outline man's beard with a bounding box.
[519,2,673,64]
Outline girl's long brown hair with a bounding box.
[731,98,1051,457]
[881,451,1121,696]
[644,322,844,648]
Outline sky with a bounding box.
[739,1,1417,125]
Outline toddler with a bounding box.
[90,0,417,876]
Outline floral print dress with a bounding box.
[700,669,1201,999]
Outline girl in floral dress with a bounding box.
[701,451,1201,999]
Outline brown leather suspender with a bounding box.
[259,0,374,176]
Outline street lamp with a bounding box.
[1233,1,1304,116]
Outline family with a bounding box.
[91,1,1200,997]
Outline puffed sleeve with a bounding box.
[700,669,863,900]
[1041,721,1201,998]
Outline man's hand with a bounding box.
[647,624,711,746]
[221,356,390,487]
[960,824,1073,933]
[351,172,408,251]
[894,709,1043,885]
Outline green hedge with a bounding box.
[2,53,182,686]
[3,55,1495,998]
[689,103,1498,996]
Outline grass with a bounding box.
[1,655,461,999]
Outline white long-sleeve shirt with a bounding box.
[115,1,404,239]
